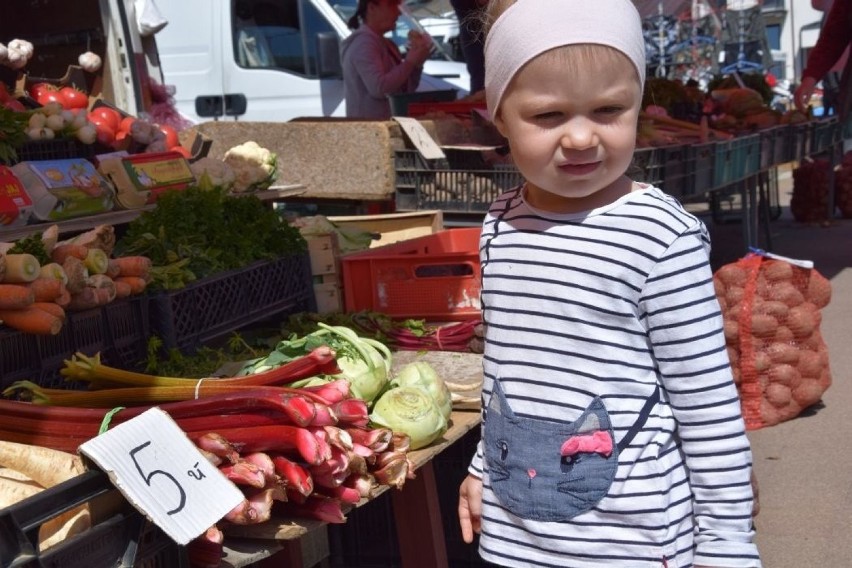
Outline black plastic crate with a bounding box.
[6,139,100,166]
[0,469,188,568]
[102,295,151,371]
[149,253,314,353]
[789,123,812,163]
[394,149,522,214]
[1,297,152,393]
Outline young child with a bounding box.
[457,1,762,567]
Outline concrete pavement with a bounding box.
[701,167,852,567]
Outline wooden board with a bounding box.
[391,350,483,409]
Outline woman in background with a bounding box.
[341,0,432,119]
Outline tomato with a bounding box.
[169,145,191,159]
[27,82,55,100]
[96,125,116,147]
[158,124,179,150]
[88,106,122,133]
[88,116,116,146]
[119,115,137,134]
[59,87,89,110]
[35,89,64,107]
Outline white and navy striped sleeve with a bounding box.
[641,219,761,566]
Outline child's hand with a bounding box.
[458,474,483,544]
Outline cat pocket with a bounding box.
[483,380,658,522]
[483,381,618,521]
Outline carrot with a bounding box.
[32,302,66,321]
[28,278,63,302]
[112,256,152,278]
[115,275,147,295]
[0,284,35,310]
[0,306,63,335]
[114,279,132,299]
[0,475,41,508]
[0,441,86,489]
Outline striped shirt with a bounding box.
[469,185,761,568]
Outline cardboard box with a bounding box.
[98,151,194,209]
[0,166,34,226]
[328,210,443,248]
[306,233,340,276]
[11,158,115,221]
[313,280,343,314]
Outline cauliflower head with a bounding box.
[223,141,278,192]
[190,157,236,191]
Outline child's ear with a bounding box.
[492,109,509,138]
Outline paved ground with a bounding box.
[699,166,852,567]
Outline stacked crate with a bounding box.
[307,233,344,314]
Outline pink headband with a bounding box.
[484,0,646,115]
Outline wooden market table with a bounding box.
[222,409,482,568]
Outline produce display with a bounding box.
[713,253,833,429]
[0,225,149,335]
[0,317,465,566]
[115,186,306,290]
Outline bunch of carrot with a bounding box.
[0,225,152,336]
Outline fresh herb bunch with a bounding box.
[0,106,30,165]
[8,233,51,265]
[115,186,306,289]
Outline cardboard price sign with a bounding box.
[79,407,244,545]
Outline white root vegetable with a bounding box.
[0,441,86,489]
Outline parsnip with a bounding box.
[0,441,86,489]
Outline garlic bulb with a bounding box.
[78,51,102,73]
[7,39,34,59]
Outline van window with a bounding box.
[232,0,334,77]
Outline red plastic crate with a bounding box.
[407,100,487,119]
[341,228,482,321]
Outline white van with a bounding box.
[154,0,470,123]
[0,0,163,118]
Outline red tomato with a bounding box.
[27,82,55,100]
[119,115,137,134]
[88,116,116,146]
[36,89,64,107]
[88,107,122,132]
[59,87,88,110]
[158,124,179,149]
[169,145,191,159]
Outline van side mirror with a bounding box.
[316,31,342,78]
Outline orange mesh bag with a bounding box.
[713,252,833,430]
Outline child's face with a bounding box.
[494,48,641,213]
